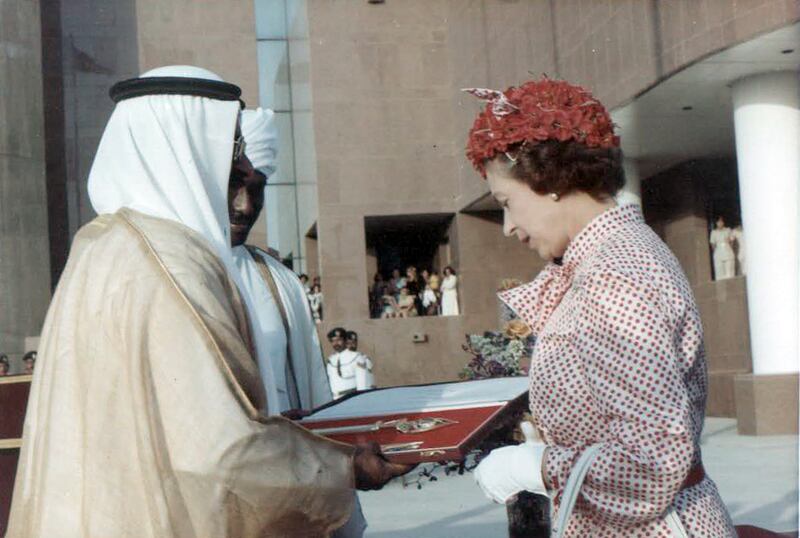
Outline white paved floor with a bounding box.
[360,418,798,537]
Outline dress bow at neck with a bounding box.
[498,259,577,336]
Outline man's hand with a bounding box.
[353,442,416,491]
[280,408,312,421]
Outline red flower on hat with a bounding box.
[463,77,619,177]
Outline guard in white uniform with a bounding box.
[327,328,375,398]
[346,330,375,392]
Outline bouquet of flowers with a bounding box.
[459,319,534,380]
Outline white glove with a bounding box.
[474,421,548,504]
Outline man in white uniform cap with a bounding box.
[231,108,369,536]
[7,66,411,538]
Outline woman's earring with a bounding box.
[550,193,560,202]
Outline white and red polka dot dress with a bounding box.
[499,204,737,537]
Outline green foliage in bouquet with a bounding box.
[459,320,534,380]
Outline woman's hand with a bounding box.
[474,422,548,504]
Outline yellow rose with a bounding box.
[497,278,523,292]
[504,319,532,339]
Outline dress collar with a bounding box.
[561,202,643,270]
[497,203,643,336]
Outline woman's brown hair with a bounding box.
[503,140,624,201]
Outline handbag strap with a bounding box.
[552,444,603,538]
[665,509,689,538]
[552,443,689,538]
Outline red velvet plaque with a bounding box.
[300,378,530,464]
[0,375,32,537]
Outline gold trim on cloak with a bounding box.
[0,374,33,385]
[119,211,264,421]
[0,438,22,449]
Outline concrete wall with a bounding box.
[307,0,797,388]
[60,0,140,238]
[549,0,797,109]
[0,0,52,369]
[40,0,69,288]
[134,0,259,105]
[453,212,545,318]
[305,235,319,279]
[448,0,559,210]
[310,0,462,330]
[57,0,260,245]
[309,1,549,383]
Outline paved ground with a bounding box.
[359,418,798,537]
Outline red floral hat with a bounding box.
[463,77,619,177]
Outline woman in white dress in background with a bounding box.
[308,283,323,323]
[440,266,460,316]
[709,216,735,280]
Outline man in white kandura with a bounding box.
[327,328,375,399]
[232,107,368,537]
[7,66,410,538]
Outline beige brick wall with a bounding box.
[134,0,259,105]
[303,0,795,387]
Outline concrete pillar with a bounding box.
[731,71,799,435]
[732,71,799,376]
[618,158,642,206]
[0,0,52,367]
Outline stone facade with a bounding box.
[307,0,798,402]
[0,0,52,371]
[55,0,262,246]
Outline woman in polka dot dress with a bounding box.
[466,79,737,537]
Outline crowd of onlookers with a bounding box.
[299,274,323,323]
[0,352,37,376]
[368,265,459,319]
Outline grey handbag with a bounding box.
[552,444,689,538]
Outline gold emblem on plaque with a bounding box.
[311,417,459,436]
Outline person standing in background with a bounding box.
[405,266,423,315]
[346,331,375,391]
[441,266,460,316]
[298,273,311,294]
[308,283,323,323]
[709,216,735,280]
[22,351,36,375]
[327,327,360,398]
[422,280,438,316]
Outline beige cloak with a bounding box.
[7,208,355,538]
